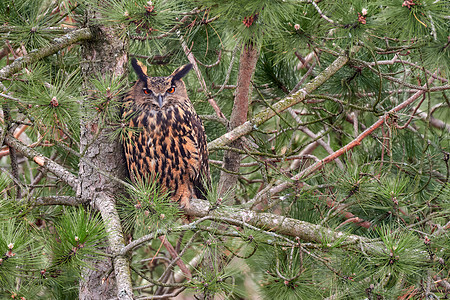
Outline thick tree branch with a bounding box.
[185,199,382,254]
[0,27,92,79]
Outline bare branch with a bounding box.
[415,109,450,132]
[33,196,81,206]
[4,132,79,189]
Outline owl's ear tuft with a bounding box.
[131,58,148,82]
[171,63,193,82]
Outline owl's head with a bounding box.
[129,58,193,109]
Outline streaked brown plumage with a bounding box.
[122,59,209,207]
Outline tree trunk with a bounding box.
[218,43,259,200]
[78,9,132,299]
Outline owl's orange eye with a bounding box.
[143,88,151,94]
[167,87,175,94]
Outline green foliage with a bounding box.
[91,0,182,35]
[10,65,82,141]
[49,207,107,270]
[0,220,37,284]
[118,176,180,237]
[0,173,12,200]
[376,0,448,40]
[194,259,246,299]
[370,226,426,280]
[87,73,126,127]
[0,206,107,298]
[0,0,76,49]
[250,246,322,300]
[195,0,299,46]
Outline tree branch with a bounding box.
[0,27,92,79]
[3,132,79,189]
[93,192,133,299]
[415,108,450,132]
[185,199,382,254]
[219,43,259,196]
[250,74,437,206]
[207,51,353,151]
[33,196,81,206]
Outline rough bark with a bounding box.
[77,11,132,300]
[218,43,259,198]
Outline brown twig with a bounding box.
[157,235,192,280]
[249,73,437,207]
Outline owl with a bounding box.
[122,59,210,208]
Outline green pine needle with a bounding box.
[118,175,181,236]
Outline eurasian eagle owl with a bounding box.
[122,59,210,207]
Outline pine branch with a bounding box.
[185,199,383,255]
[0,27,92,79]
[207,50,354,151]
[249,73,437,206]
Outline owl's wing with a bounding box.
[190,113,210,200]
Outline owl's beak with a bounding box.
[157,94,164,108]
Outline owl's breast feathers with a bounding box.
[122,99,210,207]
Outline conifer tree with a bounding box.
[0,0,449,299]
